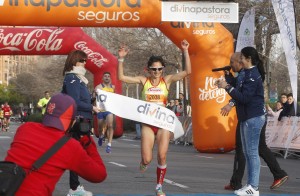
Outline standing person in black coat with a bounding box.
[62,50,102,196]
[278,93,296,121]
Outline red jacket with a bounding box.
[5,122,107,196]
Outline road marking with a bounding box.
[164,178,189,188]
[0,136,11,139]
[195,155,213,159]
[130,144,139,147]
[108,162,127,167]
[121,138,135,142]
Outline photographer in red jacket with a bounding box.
[5,93,107,196]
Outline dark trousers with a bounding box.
[230,120,287,190]
[70,171,80,190]
[230,122,245,190]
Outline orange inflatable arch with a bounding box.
[0,0,237,152]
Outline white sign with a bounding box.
[271,0,298,112]
[235,8,255,52]
[162,1,238,23]
[96,89,184,139]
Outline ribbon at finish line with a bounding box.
[95,89,184,139]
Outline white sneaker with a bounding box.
[67,185,93,196]
[234,184,259,196]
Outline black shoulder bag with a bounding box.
[0,135,70,196]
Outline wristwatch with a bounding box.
[229,101,235,107]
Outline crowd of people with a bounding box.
[2,42,297,196]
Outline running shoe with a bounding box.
[234,184,259,196]
[106,145,111,153]
[67,185,92,196]
[98,136,104,147]
[155,186,166,196]
[270,176,288,189]
[139,162,148,173]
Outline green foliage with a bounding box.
[0,84,25,105]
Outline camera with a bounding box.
[69,117,91,139]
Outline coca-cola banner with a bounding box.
[0,28,112,70]
[0,27,123,137]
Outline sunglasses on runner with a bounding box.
[78,59,87,63]
[149,67,163,71]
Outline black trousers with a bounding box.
[70,171,80,190]
[230,120,287,190]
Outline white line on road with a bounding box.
[130,144,139,147]
[164,178,189,188]
[195,155,214,159]
[0,136,11,139]
[108,162,127,167]
[121,139,135,142]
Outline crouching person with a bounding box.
[4,93,107,196]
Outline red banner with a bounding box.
[0,27,123,137]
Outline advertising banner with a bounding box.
[235,8,255,52]
[96,89,184,139]
[0,0,162,27]
[162,1,238,23]
[266,116,300,151]
[271,0,298,111]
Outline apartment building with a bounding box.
[0,55,38,85]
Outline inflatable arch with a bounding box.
[0,0,237,152]
[0,27,124,137]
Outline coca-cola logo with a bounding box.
[0,28,63,52]
[74,41,108,68]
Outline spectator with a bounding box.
[4,93,107,196]
[266,101,283,117]
[166,99,175,111]
[62,50,102,196]
[174,99,184,117]
[278,93,296,121]
[279,93,288,106]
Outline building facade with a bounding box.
[0,55,38,85]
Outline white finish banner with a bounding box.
[271,0,298,111]
[161,1,239,23]
[95,89,184,139]
[235,8,255,52]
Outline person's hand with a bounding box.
[118,45,129,59]
[93,106,102,113]
[79,135,91,148]
[224,70,230,75]
[220,104,233,116]
[214,79,228,88]
[181,39,189,51]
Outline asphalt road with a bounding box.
[0,122,300,196]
